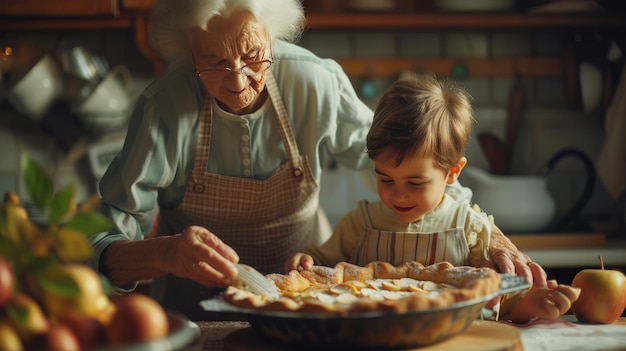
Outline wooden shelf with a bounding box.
[0,0,119,17]
[508,232,606,250]
[305,12,626,29]
[0,17,134,30]
[336,57,563,78]
[2,10,625,31]
[1,7,624,76]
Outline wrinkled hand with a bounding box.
[169,225,239,287]
[508,280,581,323]
[485,224,548,288]
[284,253,314,273]
[483,247,548,288]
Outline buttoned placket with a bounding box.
[240,123,252,177]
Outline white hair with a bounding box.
[150,0,306,62]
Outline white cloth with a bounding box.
[597,62,626,199]
[508,317,626,351]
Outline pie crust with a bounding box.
[224,261,501,314]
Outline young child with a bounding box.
[285,74,579,323]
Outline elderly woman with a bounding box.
[89,0,546,317]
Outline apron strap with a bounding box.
[455,201,470,229]
[265,73,305,180]
[190,97,212,187]
[358,200,373,228]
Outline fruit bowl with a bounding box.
[92,312,200,351]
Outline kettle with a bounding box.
[460,148,595,233]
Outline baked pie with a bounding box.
[224,261,501,314]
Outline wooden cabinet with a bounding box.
[305,12,626,29]
[0,0,119,16]
[1,1,624,76]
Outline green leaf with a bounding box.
[6,304,29,326]
[0,236,20,262]
[48,184,75,224]
[64,212,112,238]
[21,154,54,211]
[24,255,59,273]
[35,266,80,298]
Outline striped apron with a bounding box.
[350,200,471,267]
[154,74,324,317]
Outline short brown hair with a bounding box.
[366,73,474,171]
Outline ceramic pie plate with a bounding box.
[201,273,529,350]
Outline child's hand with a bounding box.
[508,280,581,323]
[284,253,314,273]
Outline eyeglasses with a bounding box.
[194,56,273,82]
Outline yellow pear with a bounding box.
[0,194,36,247]
[9,293,50,339]
[39,264,114,324]
[0,318,24,351]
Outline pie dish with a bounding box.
[204,263,527,349]
[224,261,502,315]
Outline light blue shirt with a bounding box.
[88,41,375,279]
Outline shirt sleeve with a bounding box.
[305,207,365,266]
[317,58,373,171]
[87,89,188,281]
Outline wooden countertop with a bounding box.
[184,317,626,351]
[185,321,250,351]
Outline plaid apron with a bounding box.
[350,200,471,267]
[155,74,323,317]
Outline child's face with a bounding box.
[374,148,460,223]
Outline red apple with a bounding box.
[571,256,626,324]
[106,293,169,346]
[0,257,15,308]
[58,311,107,349]
[27,324,81,351]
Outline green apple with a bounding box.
[571,257,626,324]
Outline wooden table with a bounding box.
[183,317,626,351]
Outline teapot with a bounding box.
[460,148,595,233]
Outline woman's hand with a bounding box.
[485,224,548,288]
[284,253,314,273]
[168,225,240,287]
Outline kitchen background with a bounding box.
[1,0,625,277]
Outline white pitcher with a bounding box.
[460,148,595,233]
